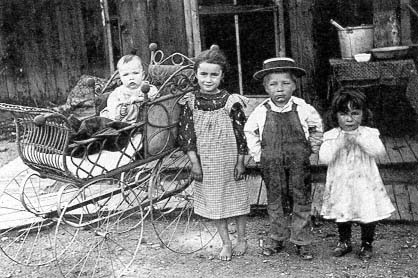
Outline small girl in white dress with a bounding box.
[319,88,395,260]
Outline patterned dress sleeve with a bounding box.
[177,101,197,152]
[230,102,248,155]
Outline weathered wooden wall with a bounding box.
[148,1,188,57]
[3,0,414,110]
[286,0,317,106]
[118,0,150,62]
[118,0,188,65]
[373,0,401,47]
[0,0,106,106]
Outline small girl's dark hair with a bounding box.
[327,87,374,128]
[193,45,229,73]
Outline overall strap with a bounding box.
[291,103,298,112]
[263,102,272,111]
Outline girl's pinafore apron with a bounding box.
[190,96,250,220]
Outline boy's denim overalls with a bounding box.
[260,103,312,246]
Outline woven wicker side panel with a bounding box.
[14,112,73,180]
[146,67,195,156]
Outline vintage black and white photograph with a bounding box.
[0,0,418,277]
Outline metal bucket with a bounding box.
[337,25,374,59]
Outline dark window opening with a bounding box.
[199,3,278,95]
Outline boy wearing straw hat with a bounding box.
[244,57,323,260]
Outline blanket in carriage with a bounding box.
[66,116,135,158]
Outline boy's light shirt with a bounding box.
[244,96,323,162]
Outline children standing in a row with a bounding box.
[177,48,394,262]
[178,46,250,261]
[245,58,323,260]
[319,89,395,260]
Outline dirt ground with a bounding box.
[0,120,418,278]
[0,212,417,278]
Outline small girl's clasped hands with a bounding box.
[319,89,395,260]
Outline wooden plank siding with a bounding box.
[118,0,150,62]
[286,0,321,107]
[0,0,106,106]
[148,1,189,57]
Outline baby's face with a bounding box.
[263,72,296,107]
[119,60,144,90]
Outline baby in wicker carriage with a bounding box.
[100,54,158,122]
[68,55,158,157]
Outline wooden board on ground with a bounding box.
[385,184,401,220]
[392,183,413,221]
[405,135,418,161]
[247,175,267,206]
[378,137,392,164]
[382,137,403,164]
[393,137,417,163]
[311,182,324,216]
[407,185,418,222]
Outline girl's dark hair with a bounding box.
[327,88,374,128]
[193,45,229,73]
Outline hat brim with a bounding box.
[253,67,306,80]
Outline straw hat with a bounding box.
[253,57,306,80]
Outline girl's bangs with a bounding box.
[335,94,364,113]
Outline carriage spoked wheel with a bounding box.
[120,162,157,220]
[54,177,145,278]
[20,172,62,216]
[149,149,218,254]
[0,168,71,266]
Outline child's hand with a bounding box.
[343,130,359,146]
[129,96,144,104]
[311,145,320,154]
[234,161,245,181]
[120,104,128,117]
[190,162,203,182]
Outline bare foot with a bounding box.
[232,240,247,256]
[219,244,232,261]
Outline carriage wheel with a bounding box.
[0,168,76,266]
[20,172,61,216]
[120,162,157,220]
[54,177,145,278]
[149,149,217,254]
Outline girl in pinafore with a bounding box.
[319,88,395,260]
[178,46,250,261]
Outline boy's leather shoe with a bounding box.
[261,239,284,256]
[296,245,314,260]
[358,243,373,260]
[332,241,352,257]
